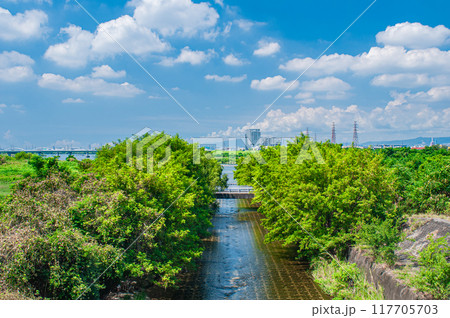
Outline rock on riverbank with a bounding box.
[349,216,449,300]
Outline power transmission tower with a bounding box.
[305,127,309,138]
[352,121,359,147]
[331,122,336,144]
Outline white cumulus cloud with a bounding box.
[353,46,450,75]
[279,23,450,79]
[130,0,219,37]
[294,92,315,104]
[394,86,450,103]
[44,25,93,68]
[251,75,299,91]
[280,53,354,76]
[301,77,351,92]
[0,51,35,82]
[212,96,450,140]
[211,105,360,137]
[424,86,450,101]
[295,77,351,102]
[160,46,215,66]
[91,65,126,79]
[371,73,450,88]
[253,40,280,56]
[223,53,246,66]
[92,15,169,57]
[45,17,169,68]
[376,22,450,49]
[280,46,450,78]
[0,7,48,41]
[38,73,144,97]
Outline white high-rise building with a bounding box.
[245,129,261,149]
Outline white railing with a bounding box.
[217,188,253,193]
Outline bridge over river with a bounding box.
[0,150,97,158]
[130,165,328,300]
[215,183,254,199]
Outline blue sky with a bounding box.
[1,0,450,148]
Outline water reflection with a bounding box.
[147,199,328,300]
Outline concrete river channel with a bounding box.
[147,165,328,300]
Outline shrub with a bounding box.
[2,229,121,299]
[380,148,450,216]
[27,156,72,179]
[14,152,33,160]
[28,155,57,178]
[0,155,15,166]
[311,257,383,300]
[66,155,77,162]
[0,173,121,299]
[0,133,225,299]
[356,218,402,266]
[409,235,450,299]
[78,159,93,171]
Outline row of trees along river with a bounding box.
[0,134,448,299]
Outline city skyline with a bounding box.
[2,122,448,151]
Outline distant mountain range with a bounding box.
[361,137,450,147]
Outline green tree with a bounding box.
[235,136,395,258]
[0,133,226,299]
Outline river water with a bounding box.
[146,165,328,300]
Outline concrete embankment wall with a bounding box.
[348,217,450,300]
[348,248,431,300]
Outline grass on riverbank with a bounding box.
[210,150,252,164]
[311,257,384,300]
[0,155,81,199]
[0,157,34,199]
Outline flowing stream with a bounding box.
[146,165,328,300]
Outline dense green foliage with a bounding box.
[14,152,34,160]
[235,140,450,299]
[408,235,450,299]
[210,150,251,164]
[379,146,450,216]
[312,257,383,300]
[235,136,395,258]
[0,156,34,199]
[356,218,403,266]
[0,134,225,299]
[1,139,449,300]
[0,154,80,199]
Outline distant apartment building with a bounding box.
[244,129,284,149]
[262,137,282,147]
[245,129,261,149]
